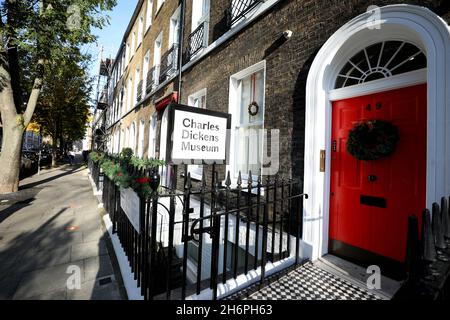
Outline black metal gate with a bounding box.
[102,162,307,300]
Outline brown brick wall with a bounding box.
[177,0,450,188]
[106,0,450,190]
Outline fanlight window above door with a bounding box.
[335,41,426,89]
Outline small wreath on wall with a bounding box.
[248,101,259,116]
[346,120,399,160]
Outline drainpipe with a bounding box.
[177,0,186,102]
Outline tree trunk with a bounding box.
[0,125,24,193]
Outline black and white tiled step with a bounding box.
[225,262,382,300]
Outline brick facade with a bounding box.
[103,0,450,189]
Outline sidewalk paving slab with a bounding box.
[0,156,124,300]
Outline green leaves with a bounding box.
[94,152,165,197]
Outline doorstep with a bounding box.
[315,254,403,299]
[226,261,383,300]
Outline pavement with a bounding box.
[0,154,126,300]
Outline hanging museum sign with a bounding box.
[161,103,232,165]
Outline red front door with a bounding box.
[329,84,427,263]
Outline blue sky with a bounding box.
[84,0,137,100]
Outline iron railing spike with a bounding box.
[225,171,232,187]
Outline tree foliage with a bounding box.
[33,53,92,147]
[0,0,116,193]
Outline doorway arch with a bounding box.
[302,4,450,261]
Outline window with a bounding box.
[126,126,130,148]
[119,89,124,117]
[229,62,265,180]
[138,120,145,158]
[127,78,133,111]
[131,31,136,54]
[143,50,150,97]
[188,0,209,59]
[335,41,426,88]
[134,66,141,105]
[138,16,144,46]
[153,32,162,86]
[154,32,162,66]
[146,0,153,30]
[148,113,157,158]
[121,129,125,151]
[156,0,164,13]
[169,6,181,47]
[121,51,125,73]
[126,42,130,63]
[191,0,209,31]
[187,89,207,179]
[131,122,137,154]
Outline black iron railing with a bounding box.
[228,0,262,27]
[99,158,307,300]
[88,158,103,191]
[397,196,450,300]
[159,44,179,83]
[186,21,206,60]
[146,65,160,94]
[137,80,143,102]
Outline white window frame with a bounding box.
[146,0,153,30]
[138,120,145,158]
[187,88,207,180]
[156,0,164,14]
[190,0,210,59]
[126,42,130,63]
[169,6,181,48]
[127,78,133,111]
[134,66,141,105]
[153,32,163,86]
[131,122,137,154]
[126,126,130,148]
[131,31,136,54]
[148,113,157,159]
[142,50,150,98]
[138,16,144,46]
[227,60,266,184]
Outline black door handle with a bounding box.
[368,175,377,182]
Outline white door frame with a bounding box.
[301,4,450,261]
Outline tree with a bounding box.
[33,55,92,166]
[0,0,116,193]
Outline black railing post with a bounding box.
[442,197,450,242]
[143,196,151,299]
[271,174,278,262]
[279,177,285,259]
[244,171,252,274]
[210,170,220,300]
[181,170,191,300]
[260,175,270,286]
[233,171,242,278]
[222,172,232,283]
[196,172,206,294]
[148,193,158,300]
[166,165,177,300]
[253,170,261,270]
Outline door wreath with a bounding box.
[248,101,259,116]
[346,120,399,160]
